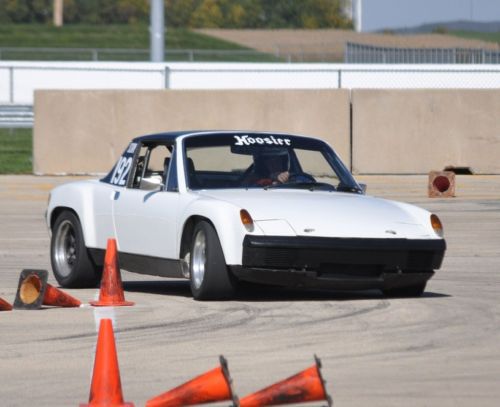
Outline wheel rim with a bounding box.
[191,229,206,289]
[54,220,77,278]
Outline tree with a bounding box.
[62,0,80,24]
[227,3,245,28]
[117,0,148,24]
[32,0,51,23]
[166,0,198,27]
[261,0,302,28]
[5,0,31,22]
[190,0,223,28]
[0,0,352,28]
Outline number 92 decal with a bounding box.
[110,156,132,186]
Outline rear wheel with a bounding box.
[189,221,235,300]
[383,282,427,298]
[50,210,101,288]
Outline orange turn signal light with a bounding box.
[431,214,443,237]
[240,209,254,231]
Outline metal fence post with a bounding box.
[9,66,14,104]
[164,66,170,89]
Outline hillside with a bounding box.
[197,29,500,62]
[394,20,500,34]
[0,24,280,62]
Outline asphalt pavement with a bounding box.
[0,174,499,406]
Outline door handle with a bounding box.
[111,191,120,200]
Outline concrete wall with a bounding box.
[33,89,350,174]
[352,89,500,174]
[34,89,500,175]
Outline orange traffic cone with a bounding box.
[239,356,332,407]
[80,318,134,407]
[13,269,81,309]
[146,355,238,407]
[90,239,134,307]
[0,297,13,311]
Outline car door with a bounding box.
[112,142,179,260]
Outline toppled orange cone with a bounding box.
[13,269,81,309]
[0,297,13,311]
[146,356,238,407]
[428,171,455,198]
[80,318,134,407]
[239,355,332,407]
[90,239,134,307]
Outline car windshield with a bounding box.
[183,133,362,193]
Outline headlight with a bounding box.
[240,209,254,232]
[431,214,444,237]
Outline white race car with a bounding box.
[47,131,446,300]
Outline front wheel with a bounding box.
[50,210,101,288]
[189,221,236,300]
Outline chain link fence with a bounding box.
[0,47,281,63]
[0,46,346,63]
[345,42,500,64]
[1,62,500,127]
[7,44,500,64]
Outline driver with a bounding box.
[245,148,290,186]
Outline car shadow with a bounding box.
[123,280,192,298]
[122,279,450,302]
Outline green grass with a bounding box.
[0,24,233,48]
[0,129,32,174]
[0,24,281,62]
[449,30,500,44]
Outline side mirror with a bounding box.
[359,183,367,194]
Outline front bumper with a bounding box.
[230,235,446,290]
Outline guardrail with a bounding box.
[0,105,33,128]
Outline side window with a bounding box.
[131,144,171,190]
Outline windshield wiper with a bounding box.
[336,184,363,194]
[265,182,335,191]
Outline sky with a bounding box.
[361,0,500,32]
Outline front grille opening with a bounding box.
[263,249,298,267]
[318,263,382,278]
[407,251,434,269]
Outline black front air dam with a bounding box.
[230,266,434,291]
[242,235,446,270]
[233,235,446,290]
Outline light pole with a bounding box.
[150,0,165,62]
[353,0,362,32]
[53,0,63,27]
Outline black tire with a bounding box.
[189,221,236,300]
[383,282,427,298]
[50,210,101,288]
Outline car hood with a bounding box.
[196,189,433,239]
